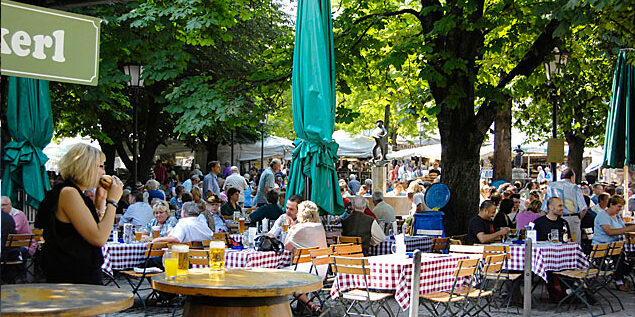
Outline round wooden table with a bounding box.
[152,268,323,317]
[1,283,133,317]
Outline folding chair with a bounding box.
[288,247,320,313]
[338,236,362,245]
[309,247,336,313]
[1,234,34,283]
[419,258,480,317]
[331,256,394,317]
[430,237,450,253]
[188,249,210,267]
[594,240,626,313]
[554,243,610,317]
[332,244,364,257]
[213,233,231,246]
[465,253,506,317]
[481,245,521,314]
[625,233,635,287]
[120,242,168,315]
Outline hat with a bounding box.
[230,166,239,172]
[206,195,222,204]
[135,182,144,189]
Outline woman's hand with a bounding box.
[106,176,124,202]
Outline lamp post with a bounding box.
[416,118,425,146]
[123,64,144,186]
[259,114,268,171]
[544,47,568,182]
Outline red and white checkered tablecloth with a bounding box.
[369,235,434,256]
[191,249,293,269]
[101,242,150,275]
[503,242,588,282]
[331,253,470,310]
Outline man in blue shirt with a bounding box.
[254,159,280,207]
[119,191,154,227]
[541,168,586,243]
[348,174,361,195]
[203,161,221,200]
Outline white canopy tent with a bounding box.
[217,136,295,163]
[332,130,375,158]
[386,143,442,160]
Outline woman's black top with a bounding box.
[36,180,104,285]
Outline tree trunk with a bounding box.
[565,133,585,184]
[493,99,512,181]
[205,140,219,163]
[100,141,117,175]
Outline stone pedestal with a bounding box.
[372,166,387,195]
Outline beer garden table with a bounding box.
[151,268,322,317]
[330,253,471,310]
[0,283,133,317]
[369,235,434,256]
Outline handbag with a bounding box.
[254,235,284,254]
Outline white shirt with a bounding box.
[268,214,292,239]
[169,216,213,243]
[370,220,386,246]
[223,173,249,203]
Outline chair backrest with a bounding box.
[189,249,210,266]
[325,231,341,245]
[31,229,44,236]
[482,254,506,274]
[337,236,362,245]
[331,256,370,276]
[449,238,462,246]
[627,232,635,246]
[608,240,625,256]
[5,234,34,248]
[483,245,509,258]
[213,233,230,245]
[449,244,485,255]
[202,240,212,247]
[309,247,333,267]
[454,258,481,278]
[145,242,169,257]
[431,237,450,252]
[589,243,610,259]
[190,241,204,249]
[332,244,364,257]
[293,247,319,266]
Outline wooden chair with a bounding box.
[554,243,611,317]
[325,231,341,246]
[337,236,362,245]
[466,254,506,317]
[449,238,463,246]
[451,234,467,245]
[120,242,169,313]
[213,233,230,246]
[189,249,210,267]
[332,244,364,257]
[291,247,319,272]
[331,256,394,316]
[419,258,480,317]
[1,234,35,283]
[189,241,204,249]
[307,247,336,312]
[594,240,626,313]
[430,237,450,253]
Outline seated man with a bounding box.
[268,195,303,239]
[342,198,386,255]
[371,191,396,234]
[467,200,510,244]
[153,201,213,244]
[119,191,154,227]
[533,197,570,242]
[198,196,228,233]
[249,189,284,224]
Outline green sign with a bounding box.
[1,0,101,86]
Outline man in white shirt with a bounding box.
[182,175,200,193]
[371,191,396,224]
[224,166,249,206]
[153,202,212,243]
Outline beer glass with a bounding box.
[548,229,559,243]
[238,218,245,234]
[172,245,189,275]
[208,240,226,271]
[152,226,160,239]
[163,250,178,280]
[134,226,143,242]
[233,211,241,223]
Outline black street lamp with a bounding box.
[259,114,268,171]
[123,64,144,186]
[544,47,568,182]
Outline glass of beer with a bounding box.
[283,223,289,233]
[134,226,143,242]
[163,250,178,280]
[172,244,189,275]
[238,218,245,234]
[152,226,160,239]
[233,211,241,223]
[548,229,560,243]
[208,240,226,271]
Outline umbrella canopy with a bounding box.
[2,77,54,209]
[286,0,344,215]
[603,50,634,168]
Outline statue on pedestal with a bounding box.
[372,119,388,164]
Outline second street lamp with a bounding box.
[544,47,568,182]
[123,64,144,187]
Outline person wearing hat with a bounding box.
[198,195,228,233]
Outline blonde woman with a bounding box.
[36,143,123,284]
[141,200,177,240]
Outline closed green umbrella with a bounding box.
[602,50,634,213]
[286,0,344,215]
[2,77,54,209]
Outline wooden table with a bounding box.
[0,283,133,317]
[152,268,322,317]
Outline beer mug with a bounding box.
[208,240,226,271]
[233,211,241,223]
[134,226,143,242]
[548,229,559,243]
[152,226,161,239]
[163,250,178,280]
[238,218,245,234]
[172,244,189,275]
